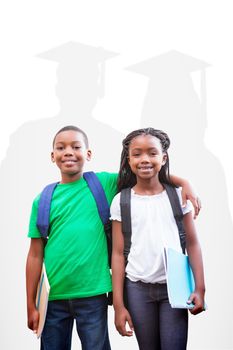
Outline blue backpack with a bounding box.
[37,176,186,266]
[36,171,112,266]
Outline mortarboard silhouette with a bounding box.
[126,50,210,136]
[38,41,118,99]
[126,50,209,75]
[37,41,119,117]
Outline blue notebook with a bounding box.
[164,248,195,309]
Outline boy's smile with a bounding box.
[51,130,91,183]
[62,159,78,166]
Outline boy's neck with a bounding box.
[133,177,164,196]
[60,171,84,184]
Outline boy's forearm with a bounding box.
[170,174,187,187]
[170,175,201,219]
[26,255,43,310]
[26,238,44,308]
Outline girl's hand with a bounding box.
[114,306,134,337]
[187,290,205,315]
[181,181,201,219]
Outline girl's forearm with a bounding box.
[187,242,205,292]
[112,253,126,309]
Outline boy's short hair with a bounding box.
[52,125,89,148]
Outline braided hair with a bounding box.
[117,127,174,192]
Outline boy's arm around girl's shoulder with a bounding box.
[26,238,44,333]
[183,212,206,315]
[170,174,201,219]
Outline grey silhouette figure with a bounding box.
[127,50,233,349]
[0,42,124,349]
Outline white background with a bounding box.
[1,1,233,349]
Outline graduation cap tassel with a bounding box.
[200,69,207,123]
[98,61,106,99]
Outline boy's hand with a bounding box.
[27,307,39,334]
[181,182,201,219]
[114,306,134,337]
[187,290,205,315]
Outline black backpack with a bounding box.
[119,184,186,307]
[120,184,186,264]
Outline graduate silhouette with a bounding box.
[127,50,233,349]
[0,42,123,349]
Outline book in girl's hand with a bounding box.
[36,263,50,338]
[164,248,195,309]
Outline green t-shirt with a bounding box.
[28,172,117,300]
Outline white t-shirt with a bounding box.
[110,187,192,284]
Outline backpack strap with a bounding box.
[120,185,186,259]
[120,188,132,262]
[36,182,59,239]
[83,171,112,270]
[163,183,186,254]
[83,171,110,225]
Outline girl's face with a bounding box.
[51,130,91,183]
[128,134,167,180]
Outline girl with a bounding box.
[110,128,205,350]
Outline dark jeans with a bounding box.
[41,294,111,350]
[125,279,188,350]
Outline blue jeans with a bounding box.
[126,279,188,350]
[41,294,111,350]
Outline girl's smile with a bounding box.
[137,165,154,175]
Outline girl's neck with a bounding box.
[133,177,164,196]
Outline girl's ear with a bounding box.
[51,152,55,162]
[86,149,92,162]
[162,154,167,166]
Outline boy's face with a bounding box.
[51,130,91,183]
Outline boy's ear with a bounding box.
[86,149,92,161]
[51,152,55,162]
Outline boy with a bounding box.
[26,125,200,350]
